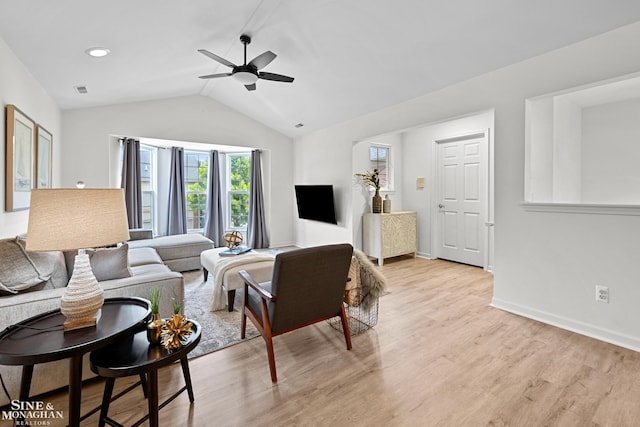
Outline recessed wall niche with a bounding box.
[525,73,640,206]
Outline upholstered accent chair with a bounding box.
[239,243,354,382]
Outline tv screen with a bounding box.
[294,185,337,224]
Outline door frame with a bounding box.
[431,129,493,271]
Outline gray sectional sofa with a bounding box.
[127,230,215,272]
[0,232,213,406]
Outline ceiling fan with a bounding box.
[198,34,294,91]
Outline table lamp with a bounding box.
[26,188,130,331]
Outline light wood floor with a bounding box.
[43,256,640,426]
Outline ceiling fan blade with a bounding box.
[198,73,232,79]
[259,72,294,83]
[248,51,276,70]
[245,83,257,91]
[198,49,236,68]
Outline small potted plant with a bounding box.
[355,169,382,213]
[147,288,164,344]
[171,296,183,315]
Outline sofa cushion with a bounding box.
[0,237,68,295]
[128,247,163,267]
[128,228,153,241]
[130,263,172,276]
[65,244,132,282]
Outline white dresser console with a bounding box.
[362,211,417,265]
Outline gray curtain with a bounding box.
[167,147,187,235]
[120,138,142,229]
[246,150,269,248]
[204,150,225,247]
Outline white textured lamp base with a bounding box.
[61,252,104,331]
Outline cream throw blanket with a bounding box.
[210,251,276,311]
[345,249,387,308]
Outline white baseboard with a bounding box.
[491,297,640,352]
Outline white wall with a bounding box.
[351,133,403,249]
[294,21,640,350]
[0,38,62,238]
[291,133,353,247]
[525,97,554,201]
[552,96,582,202]
[581,98,640,204]
[402,111,494,261]
[61,95,295,247]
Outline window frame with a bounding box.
[225,152,251,231]
[369,143,393,191]
[139,144,157,234]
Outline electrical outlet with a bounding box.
[596,285,609,303]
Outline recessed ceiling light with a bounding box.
[85,47,110,57]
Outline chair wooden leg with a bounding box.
[180,357,195,403]
[240,315,247,339]
[340,304,353,350]
[98,378,115,427]
[147,369,160,427]
[139,373,148,398]
[240,310,247,340]
[261,300,278,383]
[265,333,277,383]
[203,267,209,281]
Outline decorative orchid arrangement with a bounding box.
[355,169,380,190]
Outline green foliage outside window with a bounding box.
[186,154,208,230]
[229,154,250,228]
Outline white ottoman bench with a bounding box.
[200,248,275,311]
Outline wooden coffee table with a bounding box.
[90,319,201,427]
[0,297,151,427]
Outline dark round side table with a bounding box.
[0,297,151,427]
[89,319,201,427]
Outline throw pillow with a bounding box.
[15,236,68,289]
[65,244,132,282]
[0,238,51,295]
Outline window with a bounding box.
[369,144,391,190]
[525,74,640,206]
[130,141,254,235]
[227,153,250,229]
[184,151,209,232]
[139,145,155,231]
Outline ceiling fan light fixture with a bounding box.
[233,71,258,85]
[85,47,111,57]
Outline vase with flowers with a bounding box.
[355,169,382,213]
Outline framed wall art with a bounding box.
[5,104,35,211]
[36,125,52,188]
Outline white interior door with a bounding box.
[435,133,487,267]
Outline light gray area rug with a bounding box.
[182,270,259,359]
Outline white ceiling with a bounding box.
[2,0,640,137]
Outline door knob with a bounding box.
[438,204,445,209]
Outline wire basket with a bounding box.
[329,296,379,336]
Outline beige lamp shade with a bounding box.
[26,188,130,251]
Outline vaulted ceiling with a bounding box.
[2,1,640,137]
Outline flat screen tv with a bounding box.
[294,185,337,224]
